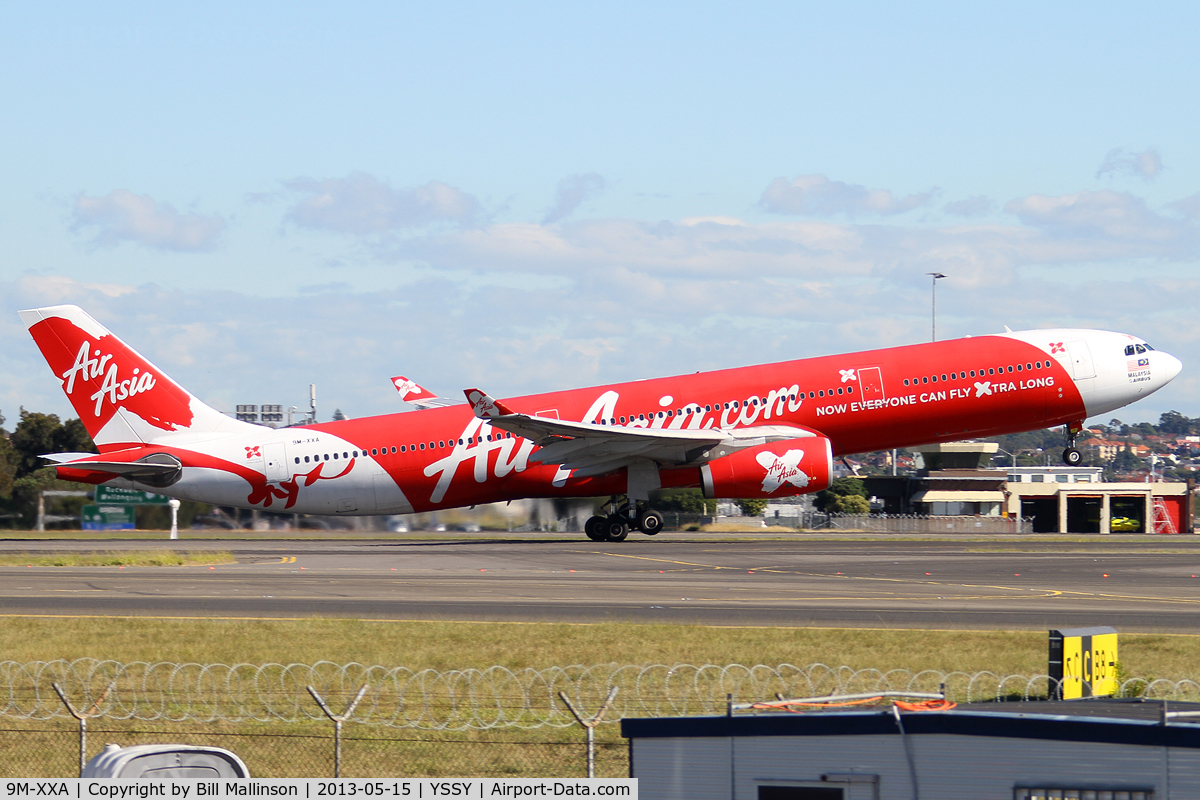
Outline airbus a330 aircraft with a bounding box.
[21,305,1181,541]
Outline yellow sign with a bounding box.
[1049,627,1118,699]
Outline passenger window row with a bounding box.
[902,361,1050,387]
[292,433,521,465]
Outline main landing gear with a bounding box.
[1062,421,1084,466]
[585,496,664,542]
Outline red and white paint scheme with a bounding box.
[21,305,1182,541]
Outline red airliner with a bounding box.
[22,305,1181,540]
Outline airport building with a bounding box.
[863,443,1194,534]
[623,699,1199,799]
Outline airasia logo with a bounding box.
[755,449,811,493]
[62,340,158,417]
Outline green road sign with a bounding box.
[82,504,137,531]
[95,486,169,504]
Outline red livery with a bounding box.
[21,305,1181,540]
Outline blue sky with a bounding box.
[3,1,1199,426]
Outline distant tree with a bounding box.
[332,408,348,421]
[0,411,16,500]
[734,499,768,516]
[9,409,96,480]
[1113,445,1143,473]
[813,477,868,512]
[652,488,717,515]
[1158,411,1193,435]
[829,494,870,515]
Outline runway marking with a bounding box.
[597,552,739,569]
[278,556,296,563]
[582,551,1200,606]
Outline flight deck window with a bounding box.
[1135,344,1146,354]
[1125,345,1136,356]
[1145,344,1155,350]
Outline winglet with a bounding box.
[464,388,516,418]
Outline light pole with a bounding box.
[927,272,946,341]
[995,447,1018,468]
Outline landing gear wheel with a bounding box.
[1063,447,1082,466]
[605,518,629,542]
[638,510,664,535]
[584,515,607,541]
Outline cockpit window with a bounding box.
[1145,343,1155,351]
[1135,344,1147,354]
[1125,345,1136,356]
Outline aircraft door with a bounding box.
[855,367,885,402]
[1066,341,1096,379]
[263,443,289,482]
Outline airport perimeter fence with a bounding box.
[3,660,1197,778]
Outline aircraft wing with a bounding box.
[392,376,456,409]
[463,388,816,478]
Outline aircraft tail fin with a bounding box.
[20,305,246,449]
[391,376,453,408]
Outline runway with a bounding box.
[3,535,1200,631]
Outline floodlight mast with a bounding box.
[927,272,946,342]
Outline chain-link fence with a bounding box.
[3,660,1197,778]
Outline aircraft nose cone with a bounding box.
[1159,352,1183,384]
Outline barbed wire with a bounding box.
[2,661,1197,730]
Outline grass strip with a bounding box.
[0,617,1195,681]
[0,550,235,567]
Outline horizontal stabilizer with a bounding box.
[54,456,181,476]
[40,452,99,463]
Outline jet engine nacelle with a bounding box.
[700,438,833,499]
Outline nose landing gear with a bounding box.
[1062,421,1084,466]
[584,496,664,541]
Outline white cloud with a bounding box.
[72,190,226,252]
[1005,190,1194,248]
[284,172,480,234]
[542,173,606,224]
[1096,147,1163,181]
[760,174,934,216]
[944,196,994,217]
